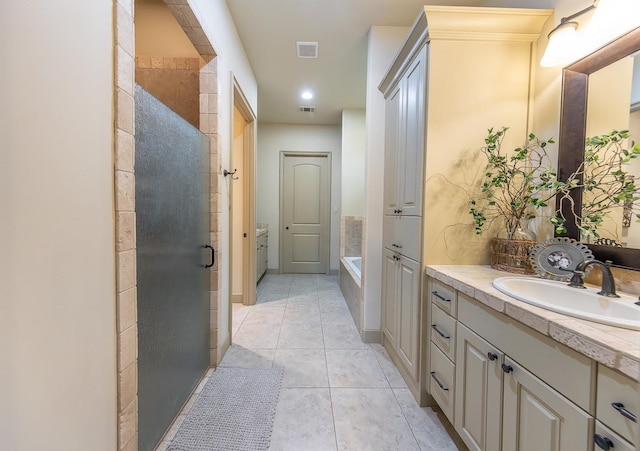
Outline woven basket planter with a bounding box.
[490,238,537,275]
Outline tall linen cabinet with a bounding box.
[378,6,551,404]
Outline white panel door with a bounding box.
[281,153,330,273]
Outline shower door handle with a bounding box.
[203,245,215,268]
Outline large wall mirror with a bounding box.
[557,26,640,270]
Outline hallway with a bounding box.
[158,274,459,450]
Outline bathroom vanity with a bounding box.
[426,265,639,451]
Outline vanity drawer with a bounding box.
[431,304,456,362]
[383,215,421,261]
[594,421,635,451]
[430,280,457,316]
[597,365,638,445]
[430,342,455,423]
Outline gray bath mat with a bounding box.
[168,367,284,451]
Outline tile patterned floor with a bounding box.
[158,274,460,451]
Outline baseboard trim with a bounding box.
[216,334,231,366]
[231,294,244,303]
[361,329,382,343]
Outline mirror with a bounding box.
[557,26,640,270]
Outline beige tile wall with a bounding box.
[113,0,219,449]
[114,0,137,449]
[199,58,222,365]
[135,56,202,128]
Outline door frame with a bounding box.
[229,76,257,310]
[279,151,332,274]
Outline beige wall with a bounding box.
[256,124,342,272]
[363,26,409,331]
[0,1,117,450]
[423,38,535,265]
[190,0,257,353]
[135,0,202,58]
[341,109,366,217]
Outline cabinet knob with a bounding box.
[612,402,638,422]
[487,352,498,361]
[593,434,614,450]
[501,363,513,374]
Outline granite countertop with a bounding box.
[426,265,640,381]
[256,227,268,237]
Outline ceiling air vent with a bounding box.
[296,41,318,59]
[299,106,316,113]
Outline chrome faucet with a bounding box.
[569,259,620,298]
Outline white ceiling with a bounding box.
[225,0,558,125]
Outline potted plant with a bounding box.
[553,129,640,242]
[469,127,561,273]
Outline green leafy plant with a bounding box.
[469,127,560,239]
[553,129,640,240]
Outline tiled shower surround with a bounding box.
[135,56,202,128]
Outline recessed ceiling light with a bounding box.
[301,91,313,100]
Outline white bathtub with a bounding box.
[342,256,362,282]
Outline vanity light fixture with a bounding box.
[541,0,640,67]
[540,1,597,67]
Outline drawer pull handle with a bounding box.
[431,291,451,303]
[501,363,513,374]
[430,372,449,391]
[487,352,498,361]
[612,402,638,422]
[593,434,614,450]
[431,324,450,339]
[392,243,403,249]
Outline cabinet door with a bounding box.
[381,249,399,349]
[455,323,503,451]
[398,49,425,216]
[397,255,420,381]
[502,357,591,451]
[383,83,403,216]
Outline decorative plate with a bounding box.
[529,237,594,281]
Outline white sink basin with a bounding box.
[492,276,640,331]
